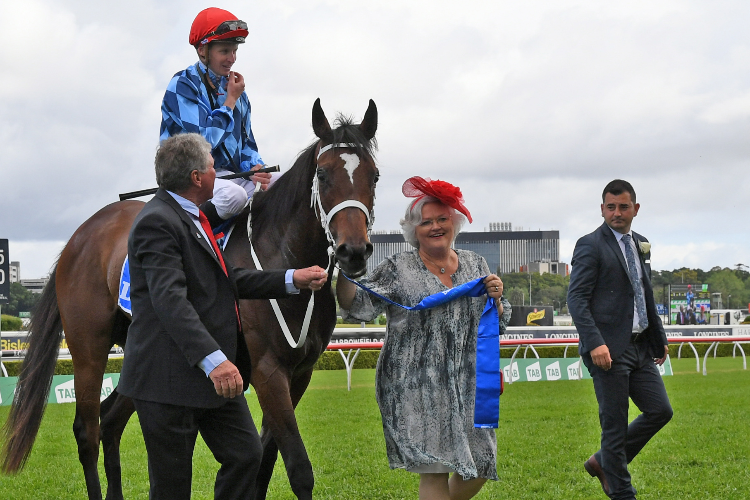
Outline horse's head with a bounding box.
[311,98,378,278]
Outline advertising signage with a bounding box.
[670,283,710,325]
[0,239,9,304]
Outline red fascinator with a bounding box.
[402,176,473,223]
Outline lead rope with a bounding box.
[246,143,373,349]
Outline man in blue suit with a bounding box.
[568,179,672,499]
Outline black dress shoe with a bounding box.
[584,454,610,496]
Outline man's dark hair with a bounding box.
[602,179,636,203]
[155,133,212,193]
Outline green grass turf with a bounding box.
[0,357,748,499]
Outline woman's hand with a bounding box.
[483,274,504,300]
[484,275,505,315]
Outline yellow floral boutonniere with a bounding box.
[638,241,651,254]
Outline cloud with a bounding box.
[7,241,66,279]
[1,0,748,277]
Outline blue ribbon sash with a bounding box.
[342,274,501,428]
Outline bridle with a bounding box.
[311,142,375,269]
[247,142,374,349]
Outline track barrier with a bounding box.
[1,328,748,401]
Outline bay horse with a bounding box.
[1,98,378,500]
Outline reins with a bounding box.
[247,142,373,349]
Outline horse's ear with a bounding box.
[312,98,333,141]
[359,99,378,140]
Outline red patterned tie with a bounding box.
[198,210,241,328]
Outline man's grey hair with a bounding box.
[155,133,212,193]
[399,196,466,249]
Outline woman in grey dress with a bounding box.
[337,176,511,500]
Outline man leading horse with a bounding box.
[118,133,327,499]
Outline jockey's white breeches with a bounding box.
[212,172,256,219]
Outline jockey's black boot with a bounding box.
[199,200,224,228]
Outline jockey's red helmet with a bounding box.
[189,8,248,47]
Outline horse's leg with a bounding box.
[100,389,136,500]
[253,368,314,500]
[61,300,116,500]
[69,352,109,500]
[252,364,315,500]
[253,417,280,500]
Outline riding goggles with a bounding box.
[200,20,249,45]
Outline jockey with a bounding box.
[160,7,272,226]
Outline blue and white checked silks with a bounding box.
[160,61,263,172]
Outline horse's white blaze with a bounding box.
[340,153,360,184]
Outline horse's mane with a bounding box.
[250,115,378,245]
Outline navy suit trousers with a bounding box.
[133,396,262,500]
[583,343,673,499]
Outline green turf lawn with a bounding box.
[0,357,748,499]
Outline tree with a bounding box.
[3,282,42,317]
[501,272,569,309]
[707,269,746,309]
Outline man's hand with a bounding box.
[209,360,243,398]
[654,345,669,366]
[293,266,328,291]
[250,164,272,191]
[224,71,245,109]
[591,344,612,370]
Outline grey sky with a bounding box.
[2,0,749,278]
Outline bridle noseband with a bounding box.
[311,143,375,270]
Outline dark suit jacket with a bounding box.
[675,312,684,325]
[567,222,667,360]
[119,189,288,408]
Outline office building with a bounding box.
[368,223,564,275]
[20,277,49,294]
[9,261,20,283]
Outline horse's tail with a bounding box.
[1,266,63,473]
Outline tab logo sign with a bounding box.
[54,377,115,403]
[54,379,76,403]
[503,362,520,383]
[566,360,582,380]
[546,361,562,380]
[526,361,543,381]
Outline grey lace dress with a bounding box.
[341,249,511,480]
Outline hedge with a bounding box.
[2,343,747,376]
[1,315,23,331]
